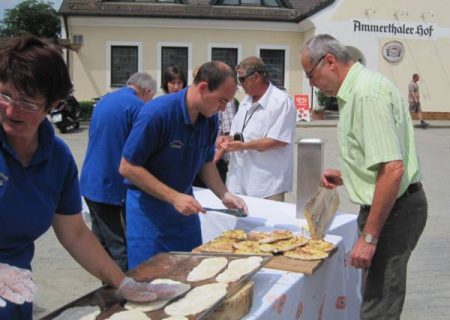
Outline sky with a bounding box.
[0,0,64,19]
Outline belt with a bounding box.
[360,182,423,211]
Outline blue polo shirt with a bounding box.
[123,88,218,265]
[80,87,144,205]
[0,119,80,319]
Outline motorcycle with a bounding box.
[50,95,81,133]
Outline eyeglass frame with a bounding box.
[238,72,257,84]
[305,55,326,80]
[0,92,44,113]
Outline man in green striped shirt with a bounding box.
[301,34,427,320]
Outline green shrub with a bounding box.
[79,100,95,120]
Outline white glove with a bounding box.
[115,277,188,303]
[0,263,36,305]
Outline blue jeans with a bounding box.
[358,188,427,320]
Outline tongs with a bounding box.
[203,207,247,218]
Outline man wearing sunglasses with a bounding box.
[301,34,427,320]
[218,56,297,202]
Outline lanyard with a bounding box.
[241,104,261,134]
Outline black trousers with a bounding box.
[358,187,427,320]
[84,198,128,272]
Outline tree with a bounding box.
[0,0,61,39]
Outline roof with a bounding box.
[59,0,334,23]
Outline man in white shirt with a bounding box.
[218,56,297,201]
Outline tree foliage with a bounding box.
[0,0,61,38]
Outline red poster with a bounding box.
[294,94,310,121]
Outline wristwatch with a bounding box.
[362,232,378,245]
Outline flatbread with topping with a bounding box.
[221,229,247,241]
[196,237,235,253]
[187,257,228,282]
[284,246,329,261]
[247,231,269,242]
[259,236,309,253]
[307,239,335,252]
[258,230,294,244]
[233,241,266,255]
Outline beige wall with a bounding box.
[307,0,450,112]
[67,17,304,101]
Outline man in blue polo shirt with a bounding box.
[80,72,157,271]
[120,61,248,268]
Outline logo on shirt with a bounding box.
[170,140,184,149]
[0,172,8,186]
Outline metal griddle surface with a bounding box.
[40,252,271,320]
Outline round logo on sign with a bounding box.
[382,41,405,63]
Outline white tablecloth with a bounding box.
[194,188,361,320]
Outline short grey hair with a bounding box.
[304,34,352,65]
[236,56,270,82]
[126,72,157,93]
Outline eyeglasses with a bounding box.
[305,55,326,80]
[238,72,256,84]
[0,92,43,113]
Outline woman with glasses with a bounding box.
[0,36,182,319]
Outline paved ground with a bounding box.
[31,121,450,319]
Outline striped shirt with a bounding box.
[336,62,422,205]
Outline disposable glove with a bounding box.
[115,277,189,303]
[222,191,248,215]
[0,263,36,305]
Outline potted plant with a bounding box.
[312,89,328,120]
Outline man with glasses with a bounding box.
[218,56,297,202]
[301,34,427,319]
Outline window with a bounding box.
[260,49,285,88]
[106,0,184,3]
[211,0,291,8]
[111,46,138,87]
[161,46,188,83]
[211,47,238,69]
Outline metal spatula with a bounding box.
[203,207,247,217]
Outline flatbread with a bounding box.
[307,239,335,252]
[125,279,190,312]
[247,231,269,242]
[221,229,247,241]
[187,257,228,282]
[259,236,309,253]
[216,256,263,283]
[258,230,294,244]
[197,237,235,253]
[284,246,329,261]
[164,283,228,317]
[106,310,150,319]
[233,241,266,255]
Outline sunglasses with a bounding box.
[238,72,256,84]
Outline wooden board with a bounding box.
[304,187,340,240]
[40,253,269,320]
[264,248,337,275]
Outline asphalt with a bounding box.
[31,120,450,319]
